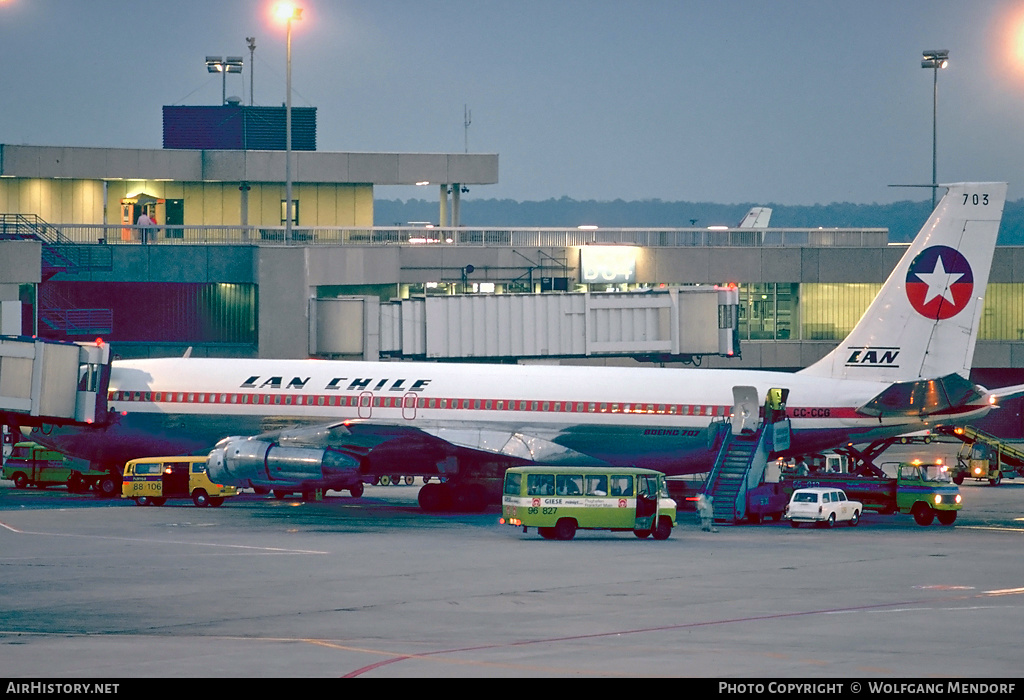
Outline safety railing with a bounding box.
[42,224,890,248]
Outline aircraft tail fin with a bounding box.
[737,207,772,228]
[799,182,1006,382]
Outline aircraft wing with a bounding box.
[207,419,599,489]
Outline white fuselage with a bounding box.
[37,357,990,475]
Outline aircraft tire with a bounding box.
[418,482,450,512]
[454,484,486,513]
[349,482,364,498]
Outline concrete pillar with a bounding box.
[451,184,461,227]
[439,184,449,227]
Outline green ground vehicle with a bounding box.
[500,466,677,540]
[2,441,109,493]
[782,461,962,526]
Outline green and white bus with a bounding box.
[500,466,677,540]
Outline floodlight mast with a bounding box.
[921,49,949,210]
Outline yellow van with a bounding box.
[122,456,237,507]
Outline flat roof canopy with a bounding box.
[0,144,498,186]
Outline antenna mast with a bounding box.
[246,37,256,106]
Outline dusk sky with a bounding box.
[3,0,1024,205]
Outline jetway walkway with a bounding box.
[0,336,111,427]
[311,287,740,362]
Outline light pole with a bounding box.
[276,3,302,242]
[921,49,949,210]
[205,56,244,105]
[246,37,256,106]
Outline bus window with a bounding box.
[504,471,522,495]
[556,474,583,496]
[133,463,163,476]
[527,473,554,496]
[610,475,633,497]
[585,475,608,496]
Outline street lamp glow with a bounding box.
[275,2,302,22]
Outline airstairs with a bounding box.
[703,386,789,523]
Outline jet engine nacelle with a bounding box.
[207,436,361,486]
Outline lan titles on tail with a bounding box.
[5,183,1018,512]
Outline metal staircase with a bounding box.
[1,214,113,336]
[702,385,789,523]
[705,429,768,522]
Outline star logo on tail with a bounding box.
[905,245,973,320]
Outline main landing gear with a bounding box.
[417,481,487,513]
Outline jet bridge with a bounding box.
[311,287,741,362]
[0,336,111,426]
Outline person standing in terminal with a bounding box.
[136,209,153,244]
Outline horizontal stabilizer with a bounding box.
[983,383,1024,406]
[857,373,984,417]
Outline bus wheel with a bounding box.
[990,473,1002,486]
[12,473,28,489]
[538,527,557,539]
[349,482,364,498]
[554,518,577,541]
[135,496,151,506]
[633,529,651,539]
[151,498,166,506]
[653,517,672,540]
[911,503,935,526]
[937,510,957,525]
[192,489,210,507]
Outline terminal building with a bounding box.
[2,109,1024,435]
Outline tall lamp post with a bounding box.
[205,56,244,105]
[276,3,302,242]
[921,49,949,210]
